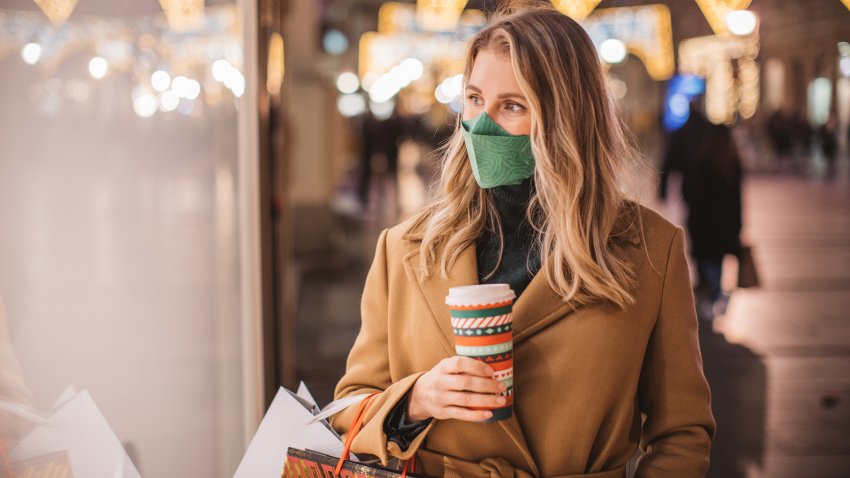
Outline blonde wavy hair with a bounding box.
[418,3,645,308]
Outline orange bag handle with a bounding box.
[334,392,417,477]
[402,453,417,474]
[335,391,380,475]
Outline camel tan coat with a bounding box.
[330,205,715,478]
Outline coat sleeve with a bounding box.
[329,229,436,465]
[636,227,716,477]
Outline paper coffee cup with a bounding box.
[446,284,515,422]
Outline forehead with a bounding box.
[468,49,521,94]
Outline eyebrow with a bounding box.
[466,83,526,101]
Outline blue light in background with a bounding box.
[323,29,349,55]
[663,75,705,131]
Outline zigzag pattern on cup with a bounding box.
[451,314,513,328]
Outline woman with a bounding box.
[330,4,715,477]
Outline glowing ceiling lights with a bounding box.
[338,94,366,117]
[171,76,201,100]
[679,33,761,123]
[21,43,42,65]
[416,0,467,32]
[600,39,627,64]
[725,10,758,36]
[151,71,171,92]
[159,90,180,111]
[133,93,158,118]
[267,33,284,96]
[841,57,850,78]
[33,0,79,26]
[694,0,752,35]
[158,0,205,32]
[88,56,108,79]
[435,74,463,104]
[212,59,245,98]
[551,0,602,21]
[583,5,675,81]
[368,57,424,103]
[336,72,360,94]
[357,2,484,117]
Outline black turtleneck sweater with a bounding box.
[476,177,541,297]
[383,177,541,451]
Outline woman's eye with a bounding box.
[505,102,526,113]
[466,95,483,106]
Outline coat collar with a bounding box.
[400,241,579,351]
[400,202,642,248]
[398,206,640,348]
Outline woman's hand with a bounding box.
[407,355,508,422]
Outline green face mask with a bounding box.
[461,112,535,189]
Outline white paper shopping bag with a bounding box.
[234,383,370,478]
[10,388,142,478]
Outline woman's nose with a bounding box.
[484,107,509,130]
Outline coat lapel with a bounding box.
[511,271,576,344]
[401,243,478,357]
[400,239,578,350]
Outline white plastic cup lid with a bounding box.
[445,284,516,306]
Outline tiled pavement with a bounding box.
[294,168,850,477]
[705,173,850,478]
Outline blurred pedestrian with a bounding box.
[358,109,406,211]
[790,111,813,172]
[662,97,742,320]
[818,113,838,178]
[766,108,793,169]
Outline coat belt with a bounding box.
[414,447,626,478]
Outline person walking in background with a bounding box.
[357,109,406,211]
[818,112,839,178]
[766,108,793,170]
[662,96,743,321]
[790,111,813,171]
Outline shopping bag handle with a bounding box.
[335,391,379,475]
[402,453,417,474]
[334,392,416,477]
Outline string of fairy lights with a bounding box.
[1,3,243,119]
[3,1,849,123]
[346,1,763,123]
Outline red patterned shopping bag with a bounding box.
[281,392,430,478]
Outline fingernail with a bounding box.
[496,397,507,405]
[499,383,507,392]
[485,367,495,375]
